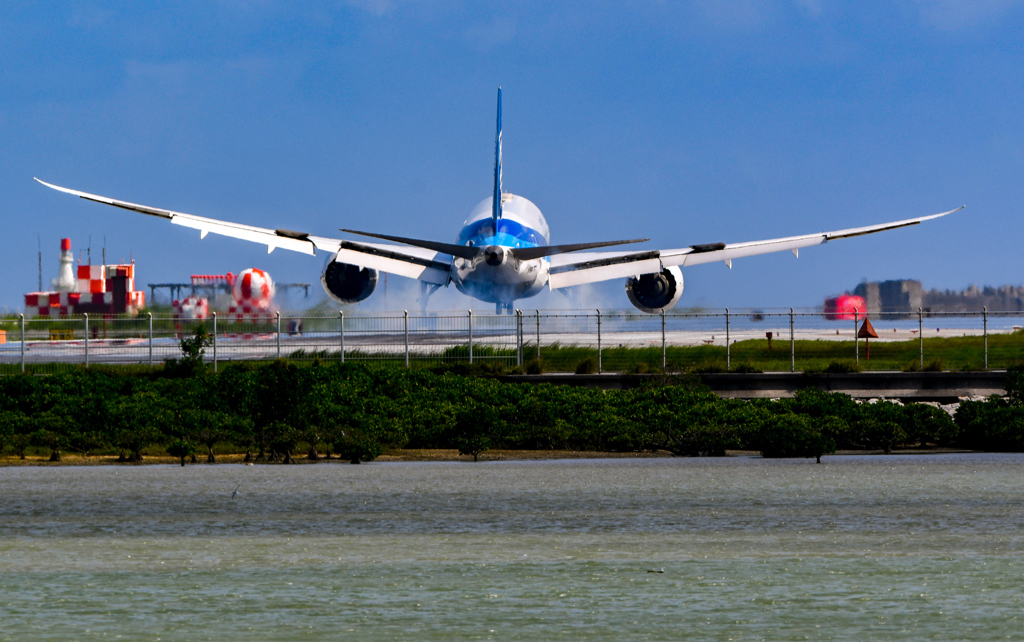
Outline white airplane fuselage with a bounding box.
[451,193,550,305]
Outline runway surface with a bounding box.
[0,324,1016,365]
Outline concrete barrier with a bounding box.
[502,371,1007,402]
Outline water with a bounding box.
[2,455,1023,639]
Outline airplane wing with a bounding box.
[34,179,451,285]
[547,206,963,289]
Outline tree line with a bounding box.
[2,358,1023,465]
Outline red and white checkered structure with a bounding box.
[24,239,146,318]
[171,269,277,323]
[224,302,277,322]
[173,295,209,320]
[24,292,79,318]
[77,264,107,294]
[25,288,143,318]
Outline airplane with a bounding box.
[36,89,962,315]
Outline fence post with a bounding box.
[468,310,473,364]
[516,310,522,367]
[340,311,345,364]
[854,308,859,364]
[536,310,541,361]
[983,306,988,370]
[20,314,25,373]
[84,313,89,368]
[661,309,666,371]
[597,309,602,374]
[212,312,217,373]
[276,311,282,359]
[725,308,730,371]
[790,308,795,372]
[918,307,923,369]
[404,310,410,368]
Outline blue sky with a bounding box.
[2,1,1022,312]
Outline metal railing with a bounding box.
[1,307,1022,374]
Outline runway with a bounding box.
[0,325,1017,366]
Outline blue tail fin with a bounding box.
[492,87,503,225]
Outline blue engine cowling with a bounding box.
[320,254,378,305]
[625,266,683,313]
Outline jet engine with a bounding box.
[625,266,683,313]
[320,254,378,305]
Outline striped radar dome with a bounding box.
[232,268,275,309]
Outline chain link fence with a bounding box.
[2,308,1022,374]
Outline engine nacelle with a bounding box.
[320,254,378,305]
[625,266,684,313]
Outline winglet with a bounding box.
[35,177,71,194]
[825,205,964,241]
[492,87,503,226]
[35,177,174,219]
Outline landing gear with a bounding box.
[496,302,515,315]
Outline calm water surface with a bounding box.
[2,454,1023,640]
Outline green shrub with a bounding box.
[0,410,24,456]
[850,401,909,453]
[28,411,69,462]
[822,360,861,374]
[456,433,491,461]
[166,438,197,466]
[333,428,383,464]
[758,413,836,463]
[162,325,213,378]
[903,403,958,446]
[267,421,302,464]
[1005,365,1024,407]
[691,362,726,374]
[625,361,653,374]
[922,358,945,372]
[108,392,167,462]
[732,362,763,374]
[575,357,597,374]
[785,389,858,417]
[4,360,1022,463]
[955,398,1024,451]
[451,402,497,461]
[664,423,739,457]
[721,402,774,449]
[428,361,511,377]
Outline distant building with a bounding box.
[852,280,923,316]
[923,283,1024,312]
[834,279,1024,314]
